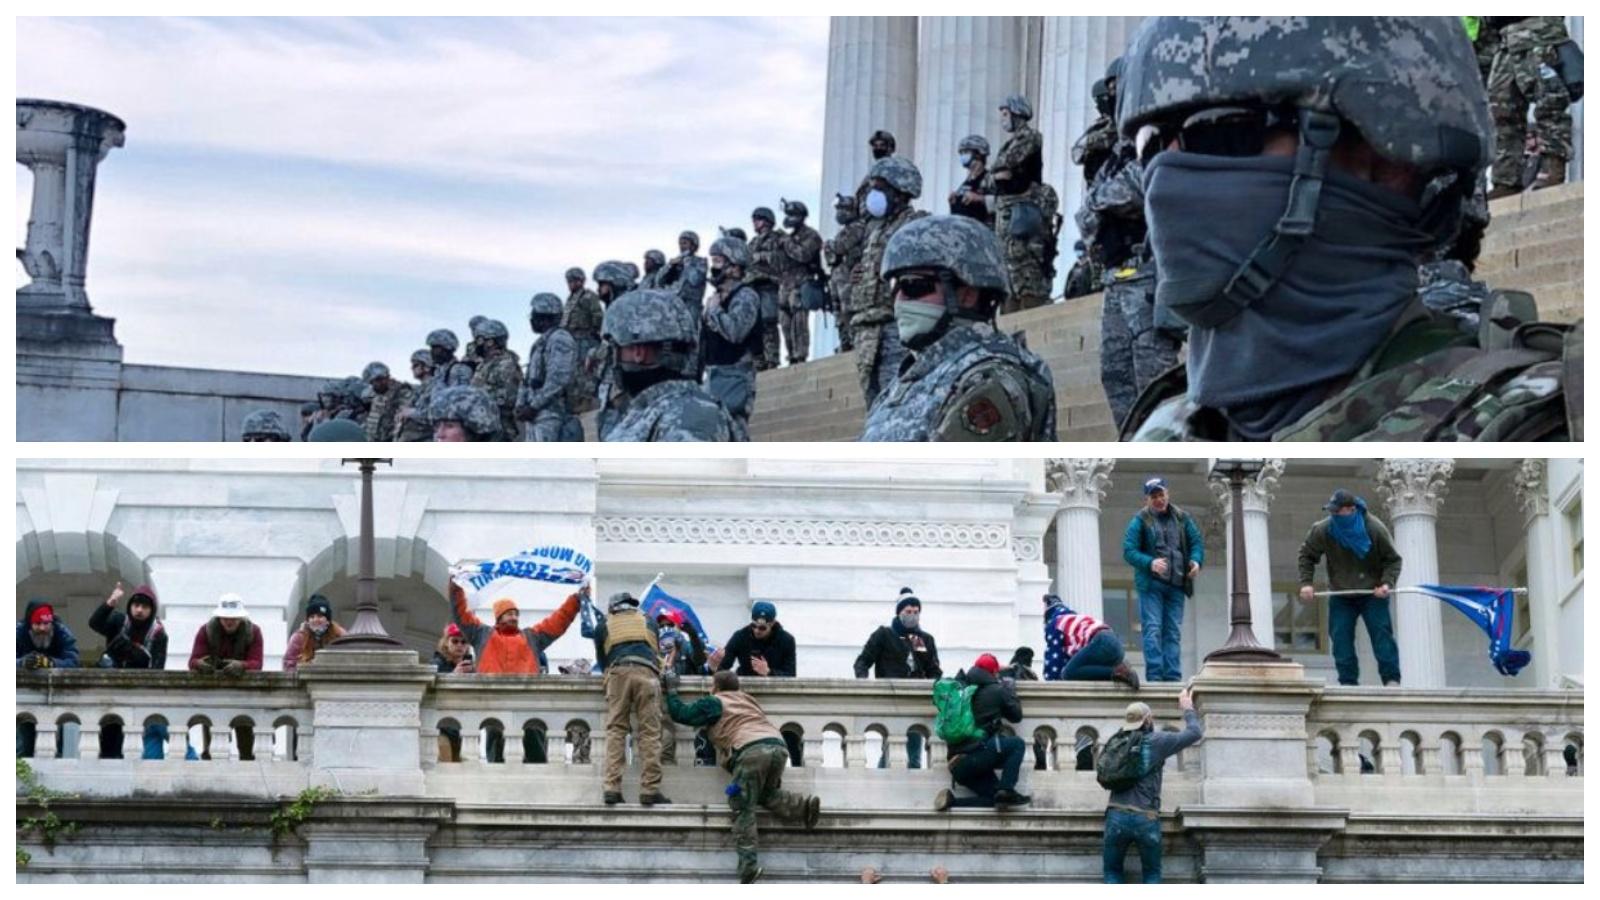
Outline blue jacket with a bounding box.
[1122,505,1204,595]
[17,599,80,668]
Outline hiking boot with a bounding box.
[740,866,764,884]
[1534,156,1568,190]
[934,789,953,812]
[640,793,672,806]
[994,788,1031,808]
[1111,662,1141,690]
[804,796,821,830]
[603,791,623,805]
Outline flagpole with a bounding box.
[1314,587,1528,598]
[639,572,665,601]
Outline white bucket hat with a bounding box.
[212,593,249,619]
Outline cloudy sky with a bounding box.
[16,16,829,376]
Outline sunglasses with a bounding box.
[1136,105,1300,165]
[891,274,942,301]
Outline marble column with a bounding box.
[819,16,918,240]
[1513,459,1561,687]
[1375,459,1453,689]
[910,16,1036,219]
[1208,459,1285,652]
[1045,458,1114,618]
[1568,17,1583,183]
[1037,15,1146,278]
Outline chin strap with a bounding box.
[1213,108,1341,326]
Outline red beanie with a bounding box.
[974,653,1000,675]
[29,605,54,626]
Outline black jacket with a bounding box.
[87,586,167,669]
[853,624,942,679]
[717,622,796,677]
[950,667,1022,755]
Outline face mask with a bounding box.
[898,611,920,630]
[309,622,330,638]
[620,366,675,396]
[865,189,890,218]
[1144,151,1431,437]
[894,299,948,350]
[430,348,452,366]
[709,265,728,285]
[783,216,802,230]
[872,147,890,160]
[835,211,853,225]
[959,153,972,167]
[531,316,554,335]
[1001,112,1015,133]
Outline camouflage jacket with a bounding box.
[563,288,605,340]
[703,283,762,366]
[639,269,666,290]
[850,206,930,325]
[827,219,869,300]
[1499,16,1569,52]
[471,348,523,441]
[1071,115,1119,183]
[660,253,709,311]
[603,379,740,442]
[747,229,783,287]
[362,381,415,442]
[860,323,1057,442]
[517,327,579,416]
[1124,297,1583,442]
[395,377,435,442]
[778,224,824,289]
[984,124,1044,199]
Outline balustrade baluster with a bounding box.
[37,725,59,759]
[845,735,867,769]
[1544,744,1568,779]
[887,733,909,769]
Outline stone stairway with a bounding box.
[1476,180,1585,324]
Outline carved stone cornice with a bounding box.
[1375,459,1454,519]
[1045,458,1114,511]
[1512,459,1550,520]
[1207,458,1286,518]
[595,516,1010,550]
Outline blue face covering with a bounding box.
[1328,498,1372,559]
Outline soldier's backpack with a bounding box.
[1096,728,1153,792]
[932,677,984,745]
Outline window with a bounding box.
[1101,580,1138,650]
[1565,497,1583,576]
[1272,582,1327,652]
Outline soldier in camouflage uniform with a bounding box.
[825,194,866,353]
[1062,241,1100,300]
[563,267,606,413]
[591,260,640,440]
[516,292,582,442]
[241,409,292,442]
[461,315,489,371]
[983,95,1056,314]
[395,349,436,442]
[855,130,898,206]
[360,361,415,442]
[468,319,523,442]
[601,288,740,442]
[659,230,709,323]
[1465,17,1501,84]
[425,329,475,388]
[860,215,1057,442]
[639,250,668,290]
[310,378,367,431]
[746,207,784,370]
[1486,16,1576,197]
[777,200,821,365]
[701,236,763,438]
[948,135,994,227]
[851,155,930,407]
[428,384,501,442]
[1117,16,1581,442]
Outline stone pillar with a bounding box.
[1037,16,1146,269]
[1208,459,1284,652]
[1045,458,1114,618]
[1513,459,1562,687]
[300,799,452,883]
[297,648,434,794]
[1375,459,1453,689]
[910,16,1034,217]
[819,16,918,233]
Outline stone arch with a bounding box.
[1358,730,1383,774]
[1315,730,1342,775]
[1522,732,1547,776]
[1399,730,1423,775]
[1482,730,1507,776]
[1438,731,1465,775]
[821,722,848,769]
[299,535,454,662]
[1074,725,1101,772]
[16,511,154,667]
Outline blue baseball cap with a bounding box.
[751,601,777,622]
[1143,477,1169,496]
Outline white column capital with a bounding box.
[1376,458,1454,520]
[1207,458,1286,517]
[1512,458,1551,521]
[1046,458,1115,511]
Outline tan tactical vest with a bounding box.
[708,690,784,753]
[603,609,658,657]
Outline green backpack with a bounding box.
[932,677,984,744]
[1096,728,1152,792]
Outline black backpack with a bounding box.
[1096,728,1152,792]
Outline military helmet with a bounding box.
[644,249,666,267]
[564,267,585,282]
[833,192,858,211]
[426,328,460,352]
[529,292,564,318]
[880,214,1011,297]
[958,134,990,156]
[782,199,809,219]
[340,375,368,403]
[751,206,776,224]
[622,261,640,282]
[709,236,752,269]
[410,349,433,369]
[869,129,897,151]
[593,260,635,293]
[603,288,699,348]
[868,155,924,199]
[307,419,367,442]
[468,314,487,330]
[361,361,390,382]
[472,318,509,341]
[679,230,700,251]
[723,226,748,242]
[319,378,345,398]
[1000,94,1034,120]
[1117,17,1490,177]
[241,409,291,441]
[427,384,501,438]
[1105,56,1125,83]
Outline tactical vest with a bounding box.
[707,690,784,755]
[862,325,1057,441]
[603,609,659,659]
[702,287,764,367]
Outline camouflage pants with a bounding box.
[852,319,905,409]
[755,283,782,370]
[1488,43,1573,188]
[995,197,1053,313]
[830,279,854,351]
[730,741,812,882]
[524,409,582,442]
[706,362,756,427]
[602,665,662,794]
[1099,267,1179,429]
[779,285,810,363]
[571,336,601,413]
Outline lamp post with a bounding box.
[331,458,403,648]
[1205,458,1283,664]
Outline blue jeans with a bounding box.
[949,734,1026,807]
[1329,595,1402,685]
[1103,808,1162,883]
[142,723,169,759]
[1061,631,1126,681]
[1138,580,1186,682]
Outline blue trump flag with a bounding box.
[1411,585,1533,677]
[642,583,718,657]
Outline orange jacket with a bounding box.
[449,581,581,675]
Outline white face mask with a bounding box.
[865,189,890,218]
[959,153,972,167]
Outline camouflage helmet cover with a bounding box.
[471,318,509,341]
[958,134,991,155]
[426,328,460,352]
[564,267,585,282]
[593,260,635,292]
[644,249,667,267]
[602,288,699,348]
[622,261,640,281]
[1116,17,1491,175]
[868,155,924,199]
[879,214,1011,296]
[529,292,564,318]
[751,206,776,224]
[241,409,291,440]
[361,361,390,382]
[340,375,367,402]
[468,315,487,329]
[410,349,433,369]
[708,236,752,268]
[427,384,501,437]
[723,226,748,242]
[869,129,897,151]
[781,199,809,219]
[678,230,700,250]
[1000,94,1034,119]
